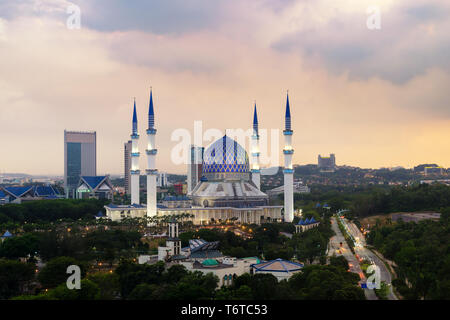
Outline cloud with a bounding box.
[0,0,450,175]
[271,0,450,84]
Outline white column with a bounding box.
[251,133,261,189]
[146,127,157,218]
[283,130,294,222]
[131,134,140,205]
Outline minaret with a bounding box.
[130,98,140,205]
[251,102,261,189]
[283,92,294,222]
[146,88,157,218]
[167,218,181,256]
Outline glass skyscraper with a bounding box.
[64,130,97,198]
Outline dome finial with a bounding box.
[253,101,258,134]
[148,87,155,129]
[285,91,291,131]
[132,97,138,135]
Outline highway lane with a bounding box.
[339,217,398,300]
[329,217,378,300]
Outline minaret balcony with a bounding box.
[131,134,140,139]
[131,152,140,157]
[251,134,260,140]
[146,149,158,155]
[251,152,260,157]
[251,169,261,173]
[131,170,141,175]
[283,149,294,154]
[146,169,158,175]
[147,128,157,134]
[283,130,293,135]
[283,168,294,174]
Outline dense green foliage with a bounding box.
[179,220,331,263]
[116,261,218,300]
[289,183,450,218]
[367,215,450,299]
[0,199,107,223]
[38,256,86,289]
[216,264,364,300]
[0,233,39,259]
[288,220,334,263]
[0,259,35,299]
[13,279,101,300]
[0,229,146,262]
[351,184,450,217]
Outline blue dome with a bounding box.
[202,135,249,174]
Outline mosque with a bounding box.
[105,89,295,224]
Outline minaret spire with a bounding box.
[251,101,261,189]
[283,90,294,222]
[130,98,140,205]
[253,102,258,135]
[148,87,155,129]
[285,92,291,131]
[132,97,138,135]
[146,87,158,219]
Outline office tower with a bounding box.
[318,154,336,172]
[157,172,168,187]
[146,88,158,218]
[283,93,294,223]
[130,99,140,205]
[124,140,132,194]
[64,130,96,198]
[187,145,204,193]
[251,103,261,189]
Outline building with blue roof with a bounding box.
[0,185,62,204]
[76,176,113,200]
[295,216,320,233]
[0,190,10,205]
[250,258,304,281]
[1,230,13,242]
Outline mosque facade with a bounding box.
[105,90,294,225]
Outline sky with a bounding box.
[0,0,449,175]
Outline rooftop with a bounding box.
[251,258,304,273]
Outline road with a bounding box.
[338,217,399,300]
[329,217,378,300]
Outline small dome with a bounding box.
[202,135,249,174]
[202,259,219,266]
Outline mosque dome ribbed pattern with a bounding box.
[202,135,249,174]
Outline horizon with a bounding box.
[2,162,448,178]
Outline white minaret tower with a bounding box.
[146,88,157,218]
[251,102,261,189]
[130,98,140,205]
[283,92,294,222]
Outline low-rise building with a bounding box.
[295,217,320,233]
[76,176,113,200]
[250,258,304,281]
[181,257,260,287]
[1,185,61,204]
